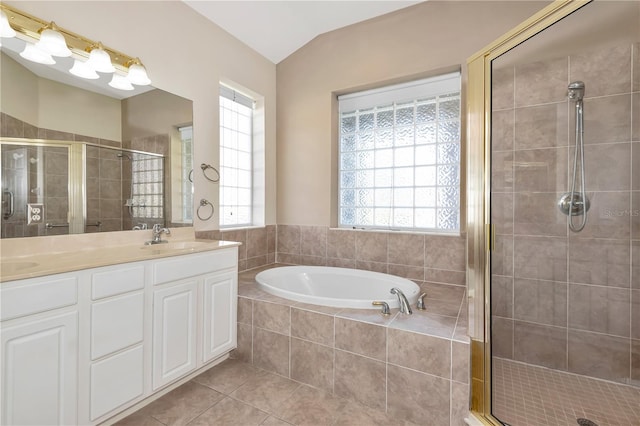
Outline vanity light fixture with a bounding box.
[86,42,115,73]
[35,22,71,57]
[109,73,134,91]
[0,10,16,38]
[0,4,152,90]
[20,42,55,64]
[69,58,99,79]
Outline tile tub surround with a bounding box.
[233,265,470,426]
[490,41,640,385]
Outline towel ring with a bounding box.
[188,169,194,183]
[197,199,214,221]
[200,163,220,182]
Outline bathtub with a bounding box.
[254,266,420,309]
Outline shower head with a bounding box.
[568,81,585,101]
[116,152,131,160]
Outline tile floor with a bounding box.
[116,357,421,426]
[492,358,640,426]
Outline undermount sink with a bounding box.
[140,241,211,252]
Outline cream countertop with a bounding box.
[0,227,241,283]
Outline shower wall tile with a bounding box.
[632,290,640,340]
[633,241,640,289]
[583,142,631,191]
[513,236,567,282]
[513,278,567,327]
[492,235,514,277]
[99,158,122,181]
[568,237,630,288]
[513,321,566,370]
[514,102,568,150]
[568,330,630,383]
[491,193,513,235]
[491,276,513,319]
[633,95,640,142]
[515,57,568,107]
[355,231,387,263]
[633,144,640,190]
[570,44,631,98]
[568,284,630,337]
[582,94,632,144]
[633,340,640,383]
[633,194,640,240]
[2,113,24,137]
[388,233,424,267]
[300,225,327,257]
[492,317,514,359]
[633,43,640,92]
[491,151,514,192]
[492,67,515,111]
[513,192,567,237]
[578,192,630,239]
[492,109,515,151]
[513,147,567,192]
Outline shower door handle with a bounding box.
[2,190,14,220]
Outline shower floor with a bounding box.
[492,358,640,426]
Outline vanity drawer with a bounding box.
[152,248,237,285]
[91,292,144,360]
[91,265,145,300]
[1,276,78,321]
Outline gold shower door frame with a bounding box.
[465,1,591,424]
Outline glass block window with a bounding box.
[338,72,461,232]
[179,126,193,222]
[220,85,254,227]
[131,153,164,220]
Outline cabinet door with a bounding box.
[152,280,197,390]
[1,311,78,425]
[202,271,237,363]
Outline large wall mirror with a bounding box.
[0,36,194,239]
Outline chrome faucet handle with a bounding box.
[372,301,391,316]
[417,292,427,310]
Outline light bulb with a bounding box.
[0,10,16,38]
[20,42,55,65]
[69,58,99,79]
[126,59,151,86]
[86,43,115,73]
[36,24,71,57]
[109,73,134,91]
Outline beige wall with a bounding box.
[0,53,39,126]
[122,89,192,141]
[276,0,550,226]
[5,0,278,229]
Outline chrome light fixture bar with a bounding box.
[0,4,151,88]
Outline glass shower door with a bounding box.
[489,1,639,425]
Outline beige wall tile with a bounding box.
[387,263,423,281]
[247,227,268,258]
[335,317,386,360]
[514,321,567,370]
[253,328,290,377]
[388,328,450,378]
[513,192,567,237]
[491,276,513,319]
[583,143,632,191]
[327,257,356,269]
[492,67,515,111]
[291,308,334,346]
[327,229,356,259]
[568,330,630,383]
[390,310,456,339]
[583,94,632,144]
[492,317,514,359]
[267,225,277,254]
[514,102,569,150]
[300,255,326,266]
[424,269,466,286]
[569,237,630,288]
[491,151,514,192]
[300,225,327,256]
[253,300,290,335]
[633,241,640,290]
[355,231,388,263]
[221,229,247,260]
[451,380,469,426]
[388,233,424,267]
[492,193,514,236]
[515,57,568,107]
[492,109,515,151]
[452,341,470,384]
[570,44,631,98]
[387,364,450,425]
[633,95,640,142]
[276,253,300,265]
[514,147,568,192]
[513,236,567,282]
[290,338,334,392]
[568,284,631,337]
[492,236,514,277]
[632,339,640,382]
[355,260,388,274]
[514,278,567,327]
[632,290,640,340]
[238,297,252,325]
[334,350,386,410]
[425,235,466,272]
[577,192,631,239]
[233,323,253,363]
[277,225,300,254]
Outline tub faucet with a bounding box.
[147,223,170,244]
[390,288,412,315]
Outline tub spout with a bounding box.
[390,287,412,314]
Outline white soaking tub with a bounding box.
[254,266,420,309]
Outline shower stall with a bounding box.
[467,1,639,425]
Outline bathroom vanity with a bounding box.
[0,231,239,425]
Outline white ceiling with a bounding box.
[183,1,422,64]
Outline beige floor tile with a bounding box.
[260,416,294,425]
[187,397,269,426]
[141,381,224,426]
[230,370,300,413]
[274,385,346,426]
[113,411,165,426]
[193,358,262,394]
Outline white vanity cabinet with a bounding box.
[0,244,239,426]
[0,274,79,426]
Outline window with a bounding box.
[338,72,461,232]
[219,85,254,227]
[131,153,164,221]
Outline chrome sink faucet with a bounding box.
[390,287,412,315]
[147,223,171,245]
